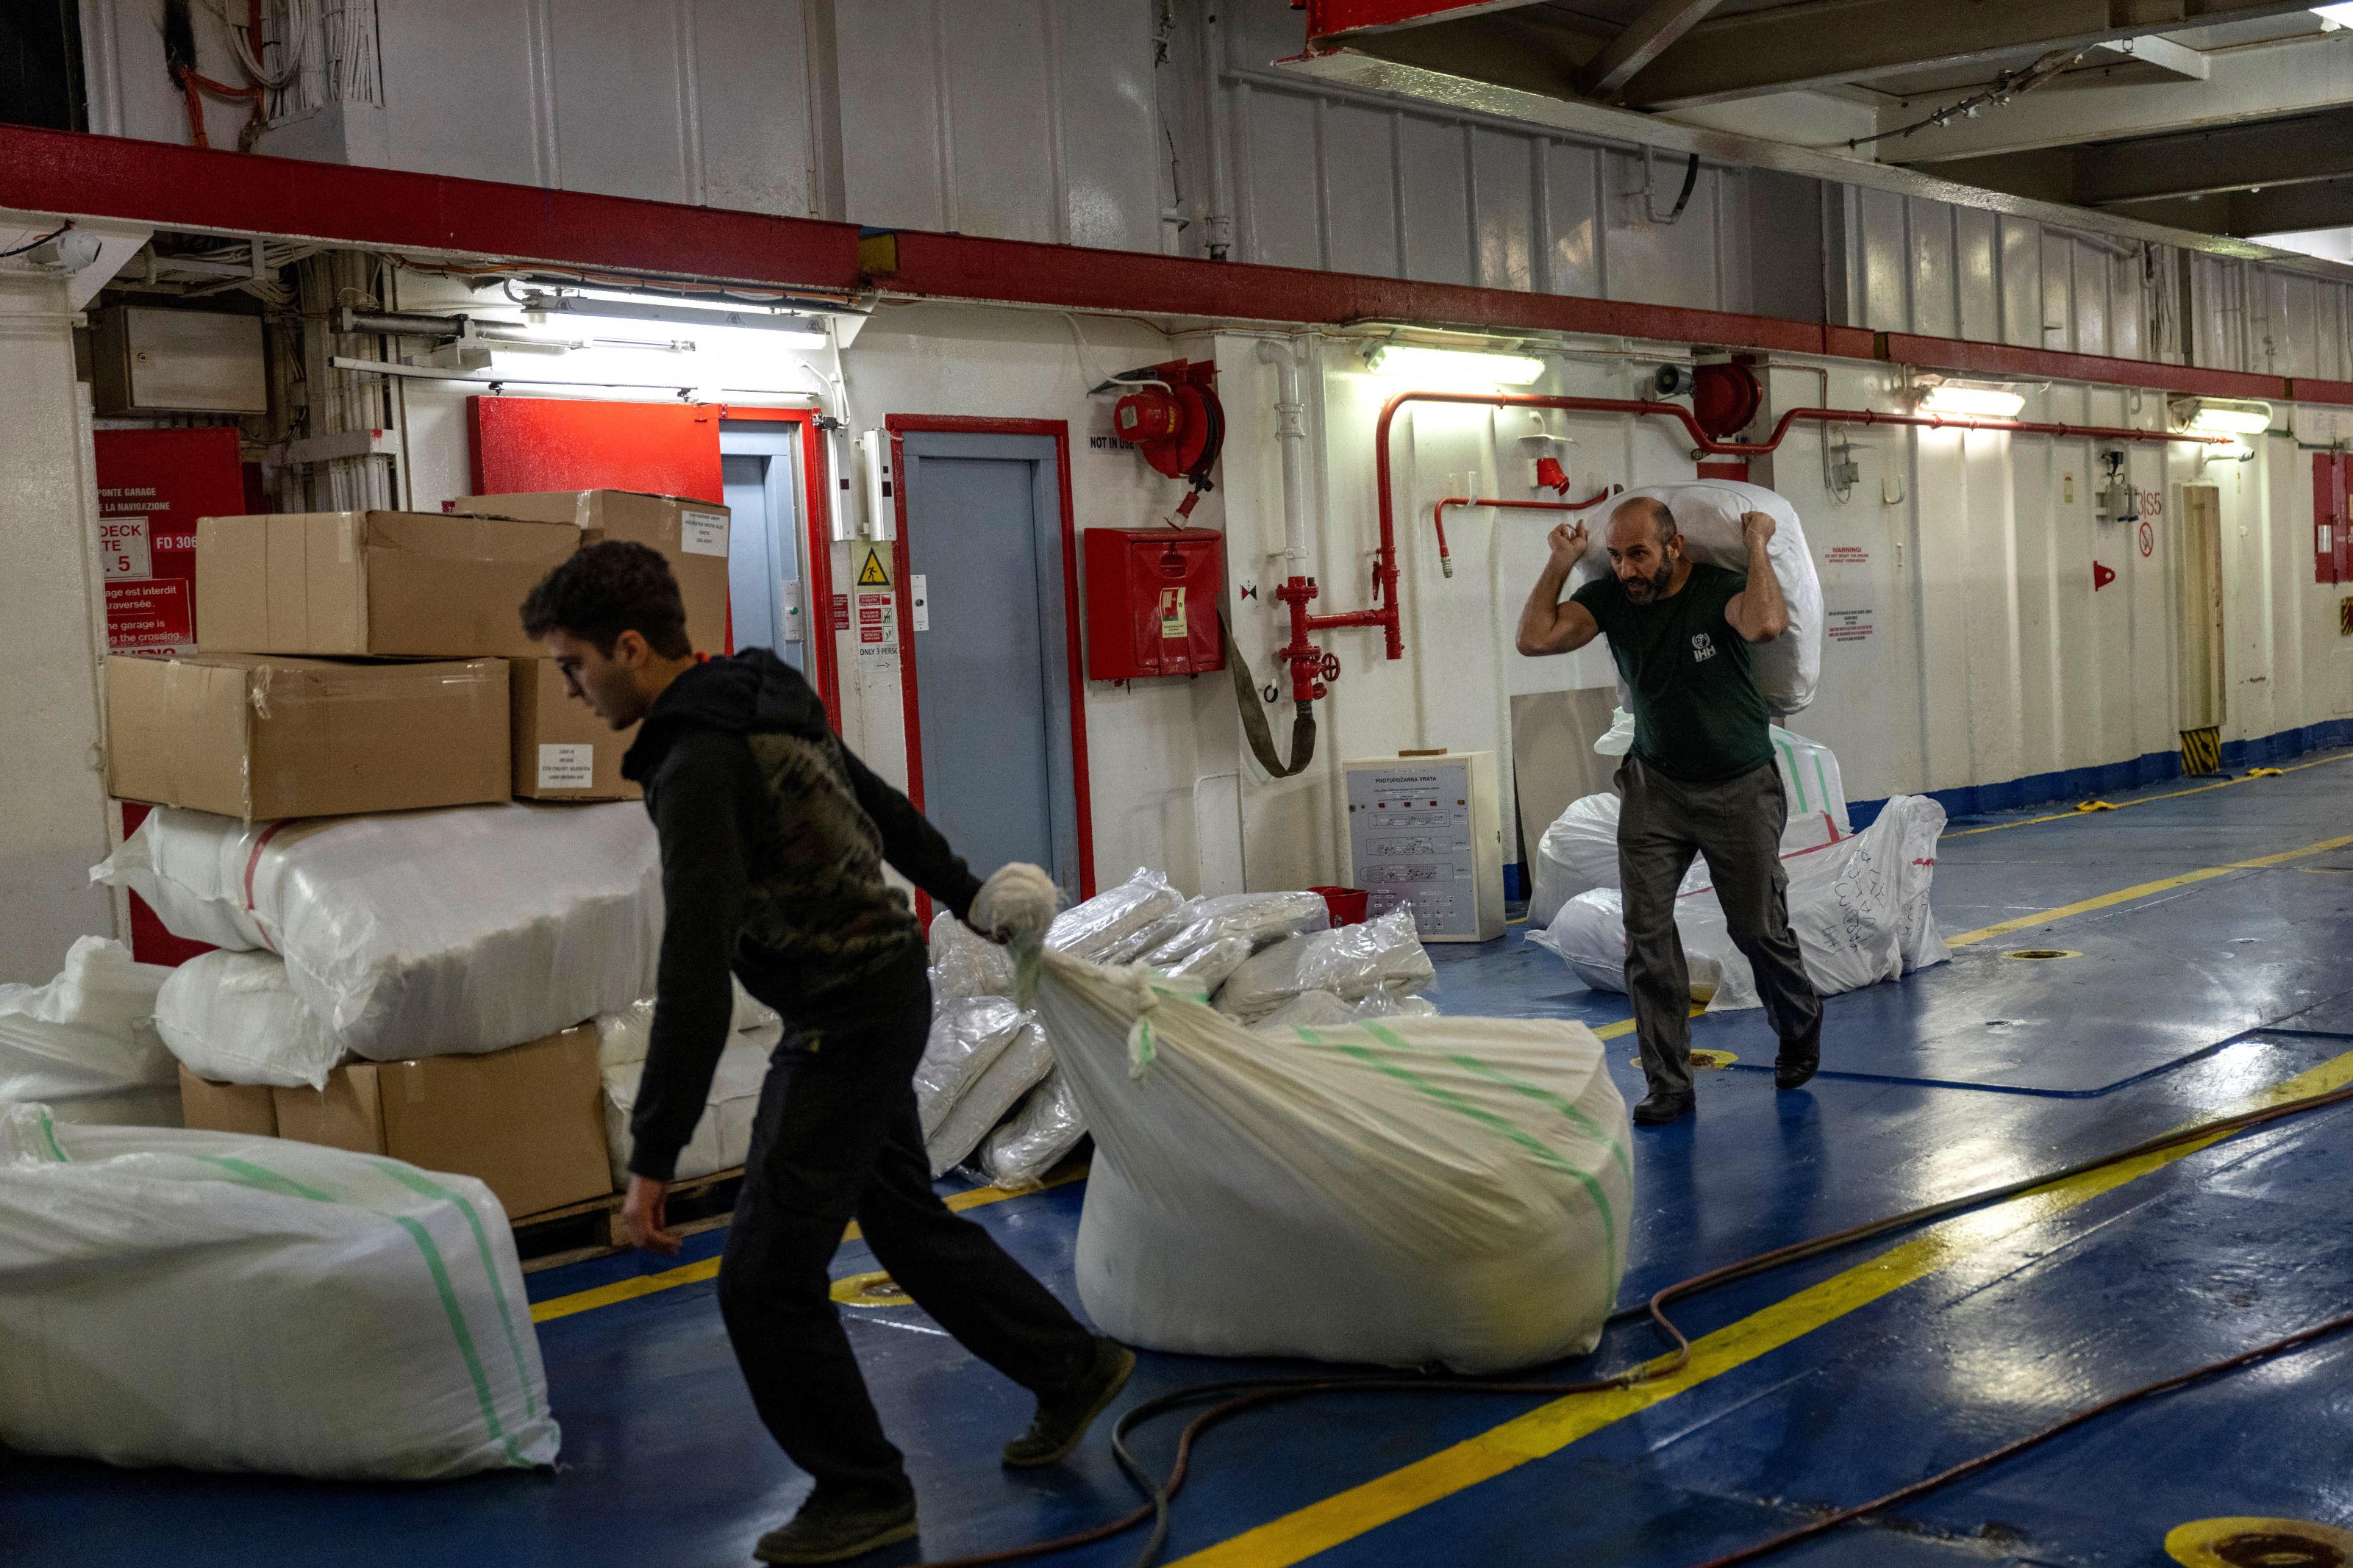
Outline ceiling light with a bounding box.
[1361,343,1544,386]
[517,290,829,346]
[2169,396,2274,435]
[2314,4,2353,30]
[1916,380,2026,418]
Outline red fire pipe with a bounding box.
[1275,388,2236,704]
[1432,490,1617,579]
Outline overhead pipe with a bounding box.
[1432,489,1618,579]
[1328,387,2245,675]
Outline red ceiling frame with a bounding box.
[5,124,2346,409]
[884,415,1096,906]
[1302,0,1525,42]
[717,406,840,723]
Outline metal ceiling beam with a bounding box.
[1929,108,2353,206]
[2084,35,2210,80]
[1578,0,1728,99]
[1611,0,2315,107]
[2127,180,2353,237]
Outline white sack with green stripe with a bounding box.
[1032,953,1632,1373]
[0,1105,557,1479]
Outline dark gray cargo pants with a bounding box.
[1617,754,1822,1100]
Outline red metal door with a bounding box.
[467,396,725,502]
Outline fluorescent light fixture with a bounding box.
[1361,343,1544,386]
[1915,380,2026,419]
[2314,4,2353,29]
[517,289,829,346]
[2169,396,2274,436]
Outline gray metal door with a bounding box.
[720,423,804,666]
[901,432,1080,892]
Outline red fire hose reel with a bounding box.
[1113,359,1225,518]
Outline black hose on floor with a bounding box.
[909,1075,2353,1568]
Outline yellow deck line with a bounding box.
[529,1166,1089,1324]
[1170,1047,2353,1568]
[1944,748,2353,837]
[1943,832,2353,949]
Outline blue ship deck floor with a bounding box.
[10,750,2353,1567]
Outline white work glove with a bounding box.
[971,862,1060,949]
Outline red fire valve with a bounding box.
[1534,456,1569,493]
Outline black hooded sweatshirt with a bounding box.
[618,648,984,1181]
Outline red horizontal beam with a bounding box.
[2287,377,2353,408]
[1303,0,1535,41]
[0,124,2324,411]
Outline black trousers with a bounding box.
[718,976,1096,1504]
[1618,755,1823,1098]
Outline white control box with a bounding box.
[1343,750,1506,942]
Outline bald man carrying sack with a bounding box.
[1516,495,1823,1125]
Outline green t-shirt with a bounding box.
[1572,562,1773,783]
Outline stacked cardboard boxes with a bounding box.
[118,502,650,1220]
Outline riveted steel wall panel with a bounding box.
[688,0,815,217]
[1394,115,1473,287]
[546,0,693,204]
[1321,101,1402,279]
[1052,0,1162,252]
[1540,140,1603,298]
[940,1,1061,243]
[1469,128,1535,293]
[838,0,948,230]
[1908,197,1956,341]
[1241,87,1325,270]
[1857,185,1907,332]
[371,0,546,187]
[1954,205,1998,346]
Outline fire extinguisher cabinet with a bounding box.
[1082,528,1227,680]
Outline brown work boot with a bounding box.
[1001,1336,1135,1469]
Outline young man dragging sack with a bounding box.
[523,541,1131,1564]
[1515,495,1824,1125]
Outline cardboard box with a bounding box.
[270,1025,611,1219]
[197,510,579,659]
[453,491,731,655]
[107,653,510,821]
[510,657,640,801]
[179,1066,279,1137]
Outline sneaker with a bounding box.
[1774,1023,1821,1091]
[1632,1091,1695,1125]
[753,1492,918,1564]
[1002,1336,1136,1469]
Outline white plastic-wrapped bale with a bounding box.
[1140,892,1330,968]
[0,939,178,1127]
[914,998,1032,1144]
[923,1014,1052,1178]
[1046,869,1184,963]
[929,910,1016,1001]
[0,1105,558,1478]
[1035,956,1629,1372]
[979,1069,1088,1192]
[154,951,344,1090]
[1529,795,1952,1008]
[602,1036,774,1187]
[92,803,662,1062]
[1213,909,1437,1023]
[1580,481,1824,717]
[593,979,782,1072]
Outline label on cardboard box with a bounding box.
[537,742,596,790]
[681,509,731,556]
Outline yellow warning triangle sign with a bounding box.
[857,549,890,587]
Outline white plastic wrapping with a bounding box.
[929,910,1018,1001]
[0,1104,557,1478]
[1034,955,1630,1372]
[1213,908,1438,1023]
[979,1069,1088,1192]
[1527,729,1852,927]
[92,803,663,1062]
[601,1039,773,1187]
[154,951,344,1090]
[1529,795,1952,1009]
[1247,990,1360,1033]
[1160,934,1254,993]
[593,979,782,1072]
[0,938,178,1127]
[1046,869,1185,963]
[924,1015,1052,1178]
[913,998,1032,1140]
[1580,481,1824,717]
[1140,892,1331,968]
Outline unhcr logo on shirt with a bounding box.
[1691,631,1718,664]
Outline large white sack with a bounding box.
[914,998,1032,1140]
[1212,907,1437,1023]
[1526,729,1851,927]
[1048,869,1185,963]
[0,1103,557,1478]
[154,951,344,1089]
[1034,955,1630,1372]
[602,1036,774,1187]
[980,1068,1088,1192]
[593,980,782,1072]
[1581,481,1823,717]
[0,938,178,1127]
[1529,795,1951,1009]
[930,911,1018,1001]
[924,1014,1052,1178]
[91,803,663,1062]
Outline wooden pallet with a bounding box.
[513,1165,746,1273]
